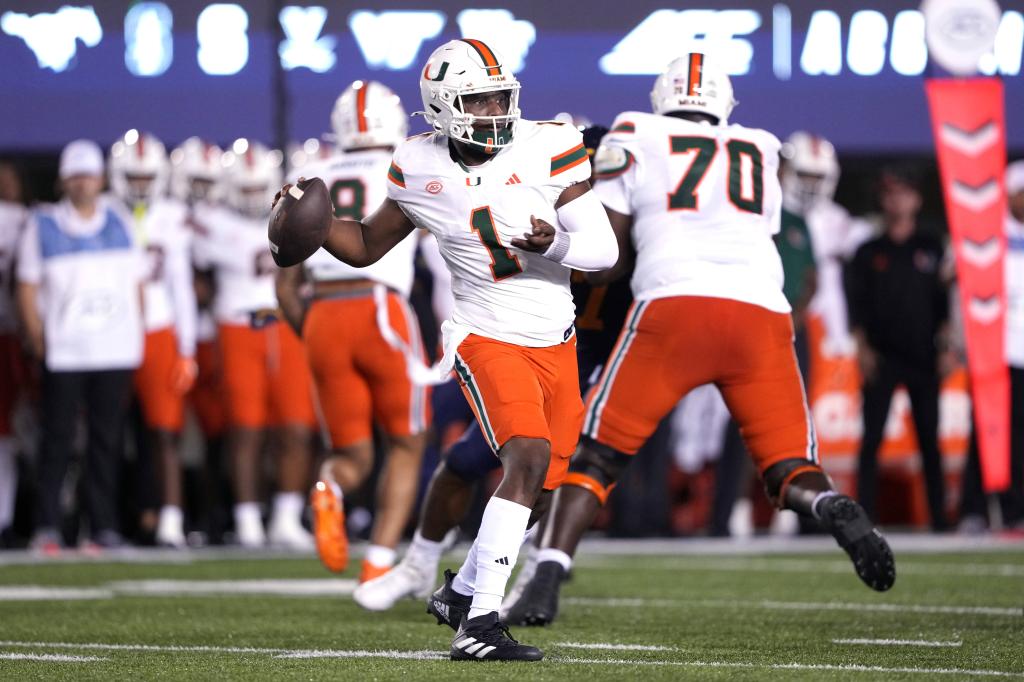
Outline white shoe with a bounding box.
[769,509,800,537]
[236,516,266,548]
[156,507,187,548]
[267,519,315,551]
[728,498,754,539]
[500,546,538,620]
[352,555,434,611]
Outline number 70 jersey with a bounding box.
[594,111,790,314]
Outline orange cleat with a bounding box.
[359,560,392,584]
[310,480,348,572]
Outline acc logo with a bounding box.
[425,180,443,194]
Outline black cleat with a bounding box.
[450,611,543,662]
[818,494,896,592]
[426,568,472,631]
[501,560,566,626]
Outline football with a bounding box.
[267,176,333,267]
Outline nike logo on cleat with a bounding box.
[494,557,509,565]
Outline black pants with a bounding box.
[857,356,947,530]
[35,368,133,537]
[959,366,1024,525]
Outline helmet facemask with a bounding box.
[446,85,521,153]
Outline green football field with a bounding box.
[0,537,1021,680]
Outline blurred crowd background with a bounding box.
[1,0,1023,552]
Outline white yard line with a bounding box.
[0,653,106,662]
[274,649,448,660]
[562,597,1023,617]
[555,642,678,652]
[555,657,1023,677]
[0,586,113,601]
[0,640,1017,677]
[108,579,357,597]
[833,638,963,647]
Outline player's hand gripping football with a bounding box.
[511,215,556,253]
[272,178,302,211]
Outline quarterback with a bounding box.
[506,53,896,626]
[275,39,617,661]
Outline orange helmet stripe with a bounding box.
[687,53,703,96]
[461,39,502,76]
[355,83,368,133]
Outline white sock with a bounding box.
[811,491,839,519]
[0,438,15,531]
[536,547,572,573]
[452,539,478,597]
[406,530,445,572]
[466,496,531,620]
[158,505,184,534]
[364,544,396,568]
[234,502,262,528]
[272,492,304,528]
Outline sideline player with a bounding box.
[276,81,430,582]
[194,140,315,549]
[109,131,198,548]
[504,53,895,627]
[351,126,631,613]
[274,39,616,661]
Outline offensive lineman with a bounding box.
[109,131,198,548]
[505,53,895,626]
[276,81,431,583]
[275,39,617,661]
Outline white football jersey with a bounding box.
[294,149,418,297]
[594,111,789,313]
[805,199,875,352]
[386,120,590,347]
[192,205,278,325]
[0,200,27,333]
[130,197,198,356]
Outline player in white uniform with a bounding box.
[108,130,198,548]
[0,162,28,540]
[274,39,617,661]
[504,53,895,628]
[277,81,430,584]
[194,141,316,549]
[781,132,874,355]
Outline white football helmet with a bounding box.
[418,38,521,152]
[332,80,408,151]
[109,129,169,205]
[780,131,840,213]
[169,136,224,204]
[222,139,283,218]
[651,53,736,124]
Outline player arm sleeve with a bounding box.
[168,240,198,358]
[16,216,41,284]
[543,189,619,272]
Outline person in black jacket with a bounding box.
[845,166,951,531]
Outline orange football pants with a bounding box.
[453,333,584,490]
[218,322,316,429]
[583,296,817,473]
[189,338,227,437]
[134,327,186,431]
[303,291,430,448]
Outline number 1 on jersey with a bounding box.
[471,206,522,280]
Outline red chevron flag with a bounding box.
[926,77,1010,492]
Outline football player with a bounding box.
[276,81,431,583]
[275,39,616,661]
[0,161,28,541]
[109,131,198,548]
[350,126,631,615]
[193,140,315,549]
[504,53,895,627]
[781,131,873,355]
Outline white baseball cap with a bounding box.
[1006,160,1024,195]
[59,139,104,179]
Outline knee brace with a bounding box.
[762,458,830,511]
[563,437,632,506]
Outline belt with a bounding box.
[312,278,378,300]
